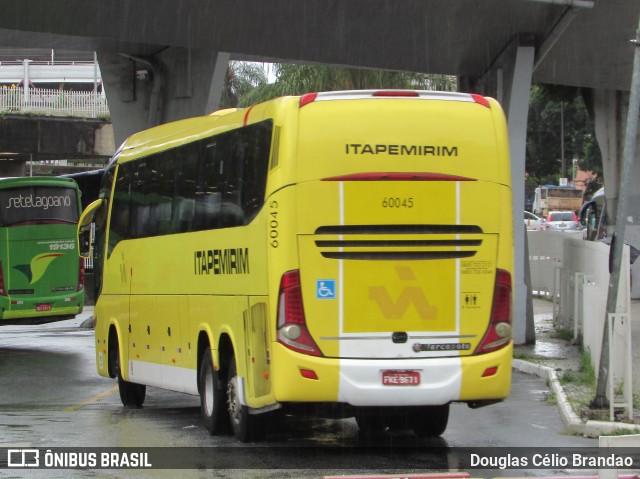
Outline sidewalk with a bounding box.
[513,298,640,437]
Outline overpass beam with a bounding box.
[98,48,230,146]
[460,34,536,345]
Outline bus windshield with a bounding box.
[0,186,80,226]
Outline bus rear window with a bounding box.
[0,186,79,226]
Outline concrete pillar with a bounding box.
[98,49,230,146]
[590,89,640,282]
[461,34,536,344]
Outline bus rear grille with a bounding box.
[315,225,483,235]
[320,251,477,260]
[314,224,483,261]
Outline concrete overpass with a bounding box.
[1,0,639,344]
[0,115,113,175]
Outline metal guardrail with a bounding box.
[0,86,109,118]
[528,230,633,419]
[0,61,101,84]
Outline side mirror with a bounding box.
[77,199,105,259]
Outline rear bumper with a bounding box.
[0,293,84,320]
[272,343,512,406]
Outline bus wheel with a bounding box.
[411,404,450,438]
[199,349,230,435]
[110,337,145,408]
[227,356,266,442]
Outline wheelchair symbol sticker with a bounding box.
[316,280,336,300]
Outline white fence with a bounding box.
[0,86,109,118]
[528,231,633,418]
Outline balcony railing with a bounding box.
[0,86,109,118]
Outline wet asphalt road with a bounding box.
[0,310,600,478]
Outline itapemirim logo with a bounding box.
[14,253,64,284]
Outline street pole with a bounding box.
[22,59,31,111]
[561,102,566,178]
[591,17,640,409]
[93,52,99,118]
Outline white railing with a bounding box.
[528,230,633,418]
[0,86,109,118]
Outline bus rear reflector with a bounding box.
[482,366,499,377]
[475,269,512,355]
[300,368,319,380]
[277,270,323,357]
[323,172,475,182]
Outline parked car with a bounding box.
[524,211,545,231]
[545,210,580,231]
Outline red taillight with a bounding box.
[276,270,323,357]
[299,93,318,108]
[475,269,512,354]
[323,172,475,182]
[77,257,85,292]
[471,94,491,108]
[372,90,419,97]
[0,261,6,296]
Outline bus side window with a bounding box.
[108,166,132,255]
[197,141,223,230]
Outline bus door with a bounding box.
[245,299,272,400]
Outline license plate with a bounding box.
[382,370,420,386]
[36,304,52,312]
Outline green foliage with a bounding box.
[228,63,456,108]
[526,84,603,189]
[552,328,574,341]
[579,348,596,385]
[559,348,595,387]
[220,62,269,109]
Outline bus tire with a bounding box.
[411,404,450,438]
[110,336,146,408]
[227,356,266,442]
[199,349,231,435]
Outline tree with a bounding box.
[220,62,268,109]
[526,84,603,197]
[235,63,456,107]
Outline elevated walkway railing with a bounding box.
[0,86,109,118]
[0,60,101,84]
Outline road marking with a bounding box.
[64,385,118,412]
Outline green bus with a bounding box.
[0,176,84,325]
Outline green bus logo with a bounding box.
[14,253,64,285]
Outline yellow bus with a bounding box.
[79,90,513,442]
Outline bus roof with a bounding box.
[115,89,499,165]
[0,176,79,190]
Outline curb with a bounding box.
[512,359,640,437]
